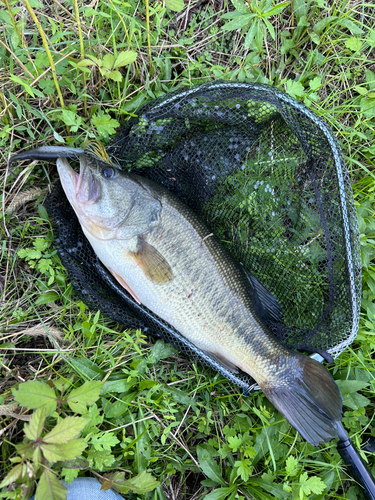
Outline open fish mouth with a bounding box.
[57,156,101,207]
[56,155,121,240]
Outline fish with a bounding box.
[56,152,342,446]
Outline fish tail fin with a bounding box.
[260,355,342,446]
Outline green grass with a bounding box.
[1,0,375,499]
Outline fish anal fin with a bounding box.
[203,351,240,374]
[131,237,173,284]
[108,267,141,305]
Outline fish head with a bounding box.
[57,154,162,241]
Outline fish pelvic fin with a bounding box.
[260,355,342,446]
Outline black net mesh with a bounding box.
[45,81,361,393]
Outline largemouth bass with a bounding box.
[57,153,342,446]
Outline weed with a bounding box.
[1,0,375,499]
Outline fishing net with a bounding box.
[45,81,361,393]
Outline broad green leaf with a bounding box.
[309,76,322,91]
[91,433,120,451]
[244,21,258,49]
[297,14,310,28]
[29,0,44,7]
[162,57,172,80]
[248,478,290,499]
[35,292,59,306]
[253,421,282,465]
[335,380,369,395]
[101,472,124,491]
[227,435,242,452]
[34,238,49,252]
[150,340,177,363]
[19,249,41,260]
[122,93,147,112]
[38,204,49,221]
[255,20,263,52]
[338,17,363,35]
[239,482,277,500]
[102,53,115,69]
[235,458,253,481]
[138,379,159,390]
[166,386,196,407]
[342,392,371,410]
[286,80,305,98]
[0,464,23,488]
[66,381,103,414]
[43,417,88,444]
[105,70,123,82]
[263,18,275,40]
[165,0,185,11]
[33,446,42,467]
[299,473,326,496]
[68,356,105,379]
[231,0,249,14]
[52,439,88,460]
[285,455,299,476]
[366,69,375,89]
[86,449,116,469]
[102,378,136,393]
[92,112,120,138]
[203,486,236,500]
[221,11,246,19]
[264,1,290,17]
[84,8,111,18]
[41,443,68,463]
[24,407,46,441]
[35,469,67,500]
[292,0,306,21]
[12,381,57,416]
[345,37,362,52]
[41,440,86,463]
[104,399,129,418]
[57,458,90,473]
[61,468,79,485]
[0,342,16,348]
[0,10,12,23]
[113,470,160,494]
[197,445,226,486]
[10,75,44,98]
[313,16,337,34]
[222,14,254,31]
[114,51,137,68]
[60,110,82,132]
[360,98,375,118]
[85,54,101,66]
[77,59,97,67]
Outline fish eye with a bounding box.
[101,167,115,179]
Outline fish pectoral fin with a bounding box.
[108,267,142,305]
[203,351,239,374]
[131,237,173,284]
[244,270,283,323]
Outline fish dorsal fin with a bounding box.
[131,237,173,284]
[244,270,283,323]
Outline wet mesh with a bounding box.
[45,82,361,393]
